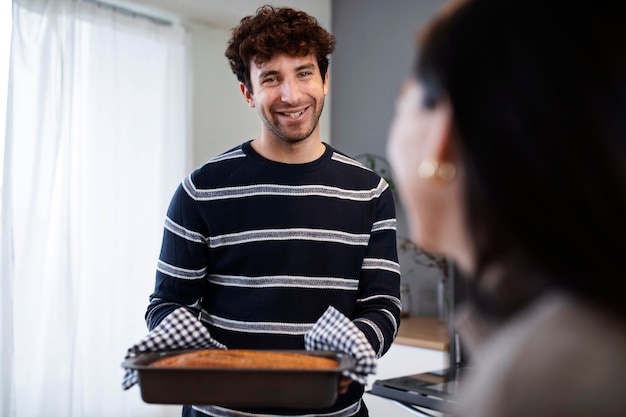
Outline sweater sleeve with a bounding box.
[352,183,402,358]
[145,177,209,330]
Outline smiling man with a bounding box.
[245,56,326,148]
[235,15,330,163]
[145,6,401,417]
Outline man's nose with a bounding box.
[281,78,302,104]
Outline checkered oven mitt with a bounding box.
[304,306,377,385]
[122,306,226,390]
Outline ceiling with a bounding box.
[111,0,300,28]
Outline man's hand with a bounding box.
[338,376,353,394]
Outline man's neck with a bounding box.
[250,135,326,164]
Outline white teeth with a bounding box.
[285,110,304,118]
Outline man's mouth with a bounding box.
[278,108,306,119]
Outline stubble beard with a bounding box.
[261,99,325,143]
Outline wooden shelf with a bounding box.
[394,315,449,351]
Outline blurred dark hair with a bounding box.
[225,5,336,93]
[415,0,626,320]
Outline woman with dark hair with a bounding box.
[387,0,626,415]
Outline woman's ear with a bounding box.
[418,98,458,182]
[240,83,255,108]
[428,98,454,162]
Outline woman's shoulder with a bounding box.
[505,293,626,364]
[455,293,626,417]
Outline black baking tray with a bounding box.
[122,349,356,408]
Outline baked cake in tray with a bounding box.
[149,349,339,370]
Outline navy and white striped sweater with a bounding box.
[146,141,401,417]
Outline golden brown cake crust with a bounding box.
[149,349,339,370]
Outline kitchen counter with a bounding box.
[394,315,450,351]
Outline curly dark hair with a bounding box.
[225,5,336,93]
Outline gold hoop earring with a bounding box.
[417,159,456,181]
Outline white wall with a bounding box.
[183,1,332,170]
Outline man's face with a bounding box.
[243,53,328,143]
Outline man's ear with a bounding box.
[323,71,329,96]
[240,83,255,108]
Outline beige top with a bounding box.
[453,292,626,417]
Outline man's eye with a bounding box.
[298,71,312,78]
[263,77,278,84]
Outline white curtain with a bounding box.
[1,0,188,415]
